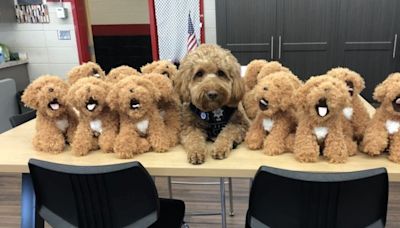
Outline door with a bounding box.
[276,0,338,81]
[216,0,277,64]
[336,0,400,101]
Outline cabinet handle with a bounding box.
[278,36,282,59]
[271,36,274,59]
[393,34,398,59]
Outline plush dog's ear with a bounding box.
[373,80,387,103]
[174,62,192,102]
[106,83,120,111]
[138,77,162,102]
[21,78,44,109]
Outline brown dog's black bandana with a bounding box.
[189,103,237,140]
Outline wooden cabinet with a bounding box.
[216,0,400,101]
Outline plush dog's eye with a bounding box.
[217,70,226,77]
[195,70,204,78]
[129,88,134,93]
[263,87,268,91]
[48,88,54,92]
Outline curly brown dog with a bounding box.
[175,44,249,164]
[245,71,302,155]
[327,67,370,142]
[22,75,77,153]
[106,65,141,84]
[107,76,171,158]
[243,61,291,120]
[294,75,351,163]
[141,60,178,79]
[142,73,181,147]
[67,61,106,84]
[362,73,400,163]
[67,77,119,156]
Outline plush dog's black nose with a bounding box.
[207,91,218,100]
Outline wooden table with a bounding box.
[2,96,397,227]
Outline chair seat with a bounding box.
[150,198,185,228]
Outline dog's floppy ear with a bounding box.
[229,63,245,106]
[21,77,45,109]
[373,79,388,103]
[138,77,162,102]
[174,61,192,102]
[106,82,121,111]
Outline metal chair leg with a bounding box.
[228,177,234,216]
[220,177,227,228]
[168,176,173,199]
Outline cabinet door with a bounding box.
[276,0,338,81]
[216,0,277,64]
[337,0,400,101]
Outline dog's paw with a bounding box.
[295,150,319,163]
[211,142,231,160]
[245,132,263,150]
[188,151,206,165]
[263,142,285,156]
[362,142,383,156]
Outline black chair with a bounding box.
[28,159,185,228]
[246,166,388,228]
[9,110,36,127]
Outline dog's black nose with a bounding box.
[207,91,218,100]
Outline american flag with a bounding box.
[187,12,198,52]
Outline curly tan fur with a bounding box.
[294,75,352,163]
[107,76,171,158]
[141,60,177,79]
[142,73,181,146]
[243,61,292,120]
[245,72,301,155]
[362,73,400,163]
[67,77,118,156]
[106,65,140,84]
[67,62,106,84]
[243,59,268,90]
[327,67,370,144]
[175,44,249,164]
[22,75,77,153]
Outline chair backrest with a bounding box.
[247,166,388,228]
[0,78,19,133]
[28,159,160,228]
[9,110,36,128]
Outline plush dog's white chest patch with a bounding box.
[313,127,328,140]
[136,119,149,135]
[342,107,353,120]
[386,120,400,135]
[262,118,274,132]
[90,119,102,135]
[55,118,69,133]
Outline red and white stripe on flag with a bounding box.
[187,12,198,52]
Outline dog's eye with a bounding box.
[263,87,268,91]
[162,71,169,77]
[217,70,226,78]
[48,88,54,92]
[195,70,204,78]
[129,89,134,93]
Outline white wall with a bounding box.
[0,2,79,81]
[88,0,149,25]
[204,0,217,44]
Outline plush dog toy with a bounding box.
[242,61,291,120]
[142,73,181,146]
[245,71,302,155]
[362,73,400,163]
[141,60,178,79]
[107,76,170,158]
[22,75,77,153]
[106,65,141,84]
[327,67,370,142]
[175,44,249,164]
[67,61,106,84]
[294,75,351,163]
[67,77,119,156]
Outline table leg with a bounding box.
[167,176,173,199]
[220,177,227,228]
[21,173,44,228]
